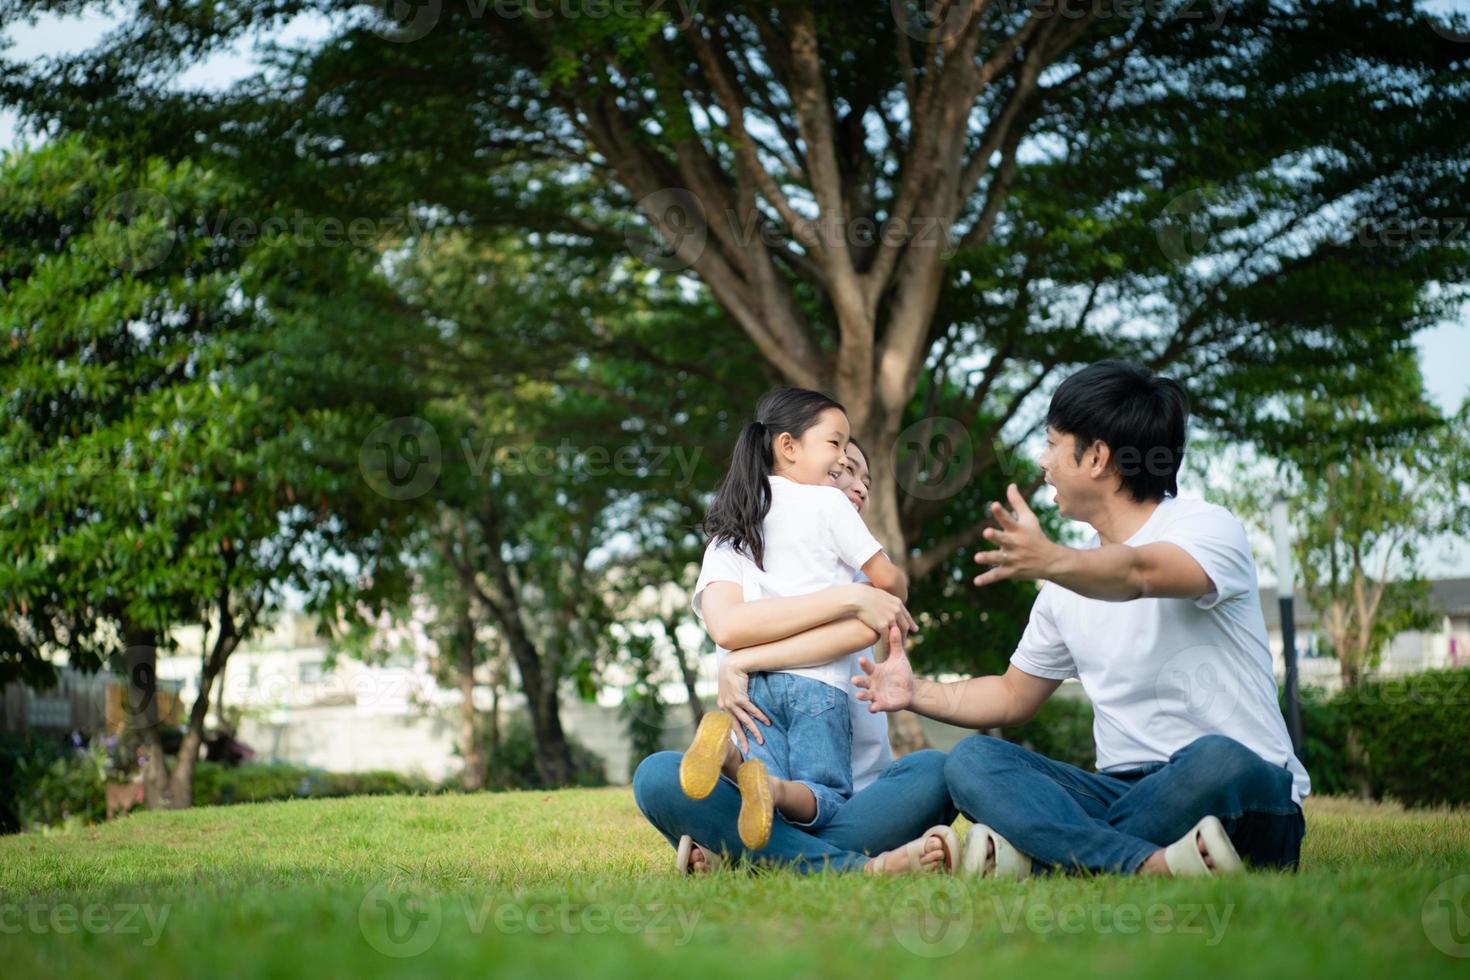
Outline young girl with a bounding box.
[680,387,911,850]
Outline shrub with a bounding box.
[1331,668,1470,807]
[191,762,433,807]
[0,735,108,832]
[0,734,64,833]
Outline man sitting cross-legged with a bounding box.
[856,360,1308,878]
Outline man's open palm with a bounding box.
[853,625,915,713]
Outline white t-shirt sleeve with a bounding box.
[1156,503,1258,611]
[692,541,748,623]
[820,487,884,571]
[1009,584,1078,680]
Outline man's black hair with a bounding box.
[1046,360,1190,502]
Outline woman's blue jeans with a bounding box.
[943,733,1306,874]
[633,747,957,873]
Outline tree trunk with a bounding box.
[529,680,575,787]
[456,618,486,791]
[494,600,575,786]
[665,616,704,728]
[488,673,501,756]
[466,504,578,788]
[856,421,935,756]
[165,621,237,809]
[887,711,931,758]
[122,631,170,810]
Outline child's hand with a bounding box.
[718,654,770,753]
[852,625,915,713]
[847,583,918,636]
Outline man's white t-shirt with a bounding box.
[691,476,893,791]
[1010,495,1311,804]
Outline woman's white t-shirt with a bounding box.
[691,475,893,791]
[1010,495,1311,804]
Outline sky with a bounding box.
[4,7,1468,586]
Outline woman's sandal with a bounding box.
[959,823,1032,880]
[1163,815,1244,876]
[675,834,726,874]
[679,710,734,801]
[867,824,963,874]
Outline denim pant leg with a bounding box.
[944,734,1158,874]
[1104,735,1307,870]
[743,674,853,831]
[819,749,957,857]
[632,747,956,873]
[779,675,853,831]
[742,672,793,779]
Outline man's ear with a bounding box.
[1087,440,1112,479]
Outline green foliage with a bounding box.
[0,734,71,832]
[190,762,433,807]
[0,737,440,833]
[481,719,608,792]
[15,744,110,830]
[1304,669,1470,808]
[0,736,109,832]
[0,734,57,832]
[0,134,428,691]
[1223,362,1470,687]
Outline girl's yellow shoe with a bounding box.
[679,710,734,800]
[736,758,773,850]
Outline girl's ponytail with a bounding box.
[703,388,843,570]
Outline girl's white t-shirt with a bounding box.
[692,475,893,790]
[1010,495,1311,804]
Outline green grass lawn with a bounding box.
[2,789,1468,978]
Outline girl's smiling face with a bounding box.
[770,407,850,488]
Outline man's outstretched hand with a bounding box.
[972,483,1066,588]
[853,625,915,713]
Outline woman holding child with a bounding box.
[631,387,959,875]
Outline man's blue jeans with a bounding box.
[944,733,1305,874]
[633,747,956,873]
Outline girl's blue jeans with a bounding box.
[741,671,852,830]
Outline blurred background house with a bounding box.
[1262,577,1470,691]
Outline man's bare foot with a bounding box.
[1139,829,1215,876]
[687,843,711,873]
[864,833,950,875]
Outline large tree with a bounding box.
[5,0,1468,755]
[4,0,1466,568]
[0,135,423,806]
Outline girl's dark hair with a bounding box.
[704,387,845,570]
